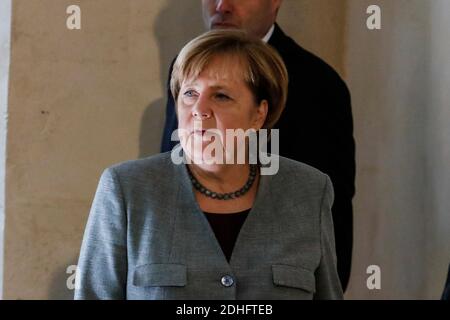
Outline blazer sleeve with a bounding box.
[74,168,127,300]
[314,175,344,300]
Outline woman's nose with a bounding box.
[192,98,212,120]
[192,110,211,120]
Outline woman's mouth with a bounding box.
[193,129,206,136]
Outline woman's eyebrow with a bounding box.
[209,85,230,90]
[181,81,231,90]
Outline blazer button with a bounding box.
[221,275,234,287]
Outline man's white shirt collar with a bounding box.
[262,24,275,43]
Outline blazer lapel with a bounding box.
[169,147,231,267]
[228,169,274,268]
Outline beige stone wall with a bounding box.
[5,0,450,301]
[279,0,347,77]
[0,0,13,299]
[4,0,202,299]
[6,0,450,301]
[3,0,345,299]
[344,0,450,299]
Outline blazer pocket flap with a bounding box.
[132,263,187,287]
[272,264,316,293]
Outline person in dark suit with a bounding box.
[161,0,355,292]
[442,264,450,300]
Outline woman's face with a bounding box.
[177,54,268,165]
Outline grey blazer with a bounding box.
[74,150,343,300]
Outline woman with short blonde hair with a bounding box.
[75,30,343,300]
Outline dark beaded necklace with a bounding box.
[187,164,258,200]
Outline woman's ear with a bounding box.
[253,99,269,130]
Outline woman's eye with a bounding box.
[215,93,231,101]
[183,90,197,98]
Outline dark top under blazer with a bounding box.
[203,209,250,262]
[161,24,356,290]
[75,150,343,300]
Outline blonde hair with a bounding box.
[170,29,288,129]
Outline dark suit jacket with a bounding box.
[160,24,356,291]
[442,264,450,300]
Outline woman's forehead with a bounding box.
[184,55,247,85]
